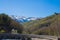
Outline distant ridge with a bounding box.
[10,15,41,23]
[23,13,60,36]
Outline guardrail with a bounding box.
[0,33,59,40]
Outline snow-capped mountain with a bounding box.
[10,15,40,23]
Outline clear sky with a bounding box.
[0,0,60,17]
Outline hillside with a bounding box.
[23,13,60,36]
[0,13,23,33]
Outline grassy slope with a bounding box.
[23,13,60,36]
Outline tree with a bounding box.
[0,13,23,33]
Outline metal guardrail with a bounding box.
[0,33,58,39]
[0,33,59,40]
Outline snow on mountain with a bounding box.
[10,15,40,23]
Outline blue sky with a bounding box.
[0,0,60,17]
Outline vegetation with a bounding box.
[23,13,60,36]
[0,13,23,33]
[0,13,60,36]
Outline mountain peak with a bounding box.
[10,15,41,23]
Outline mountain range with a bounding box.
[10,15,41,23]
[9,13,60,36]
